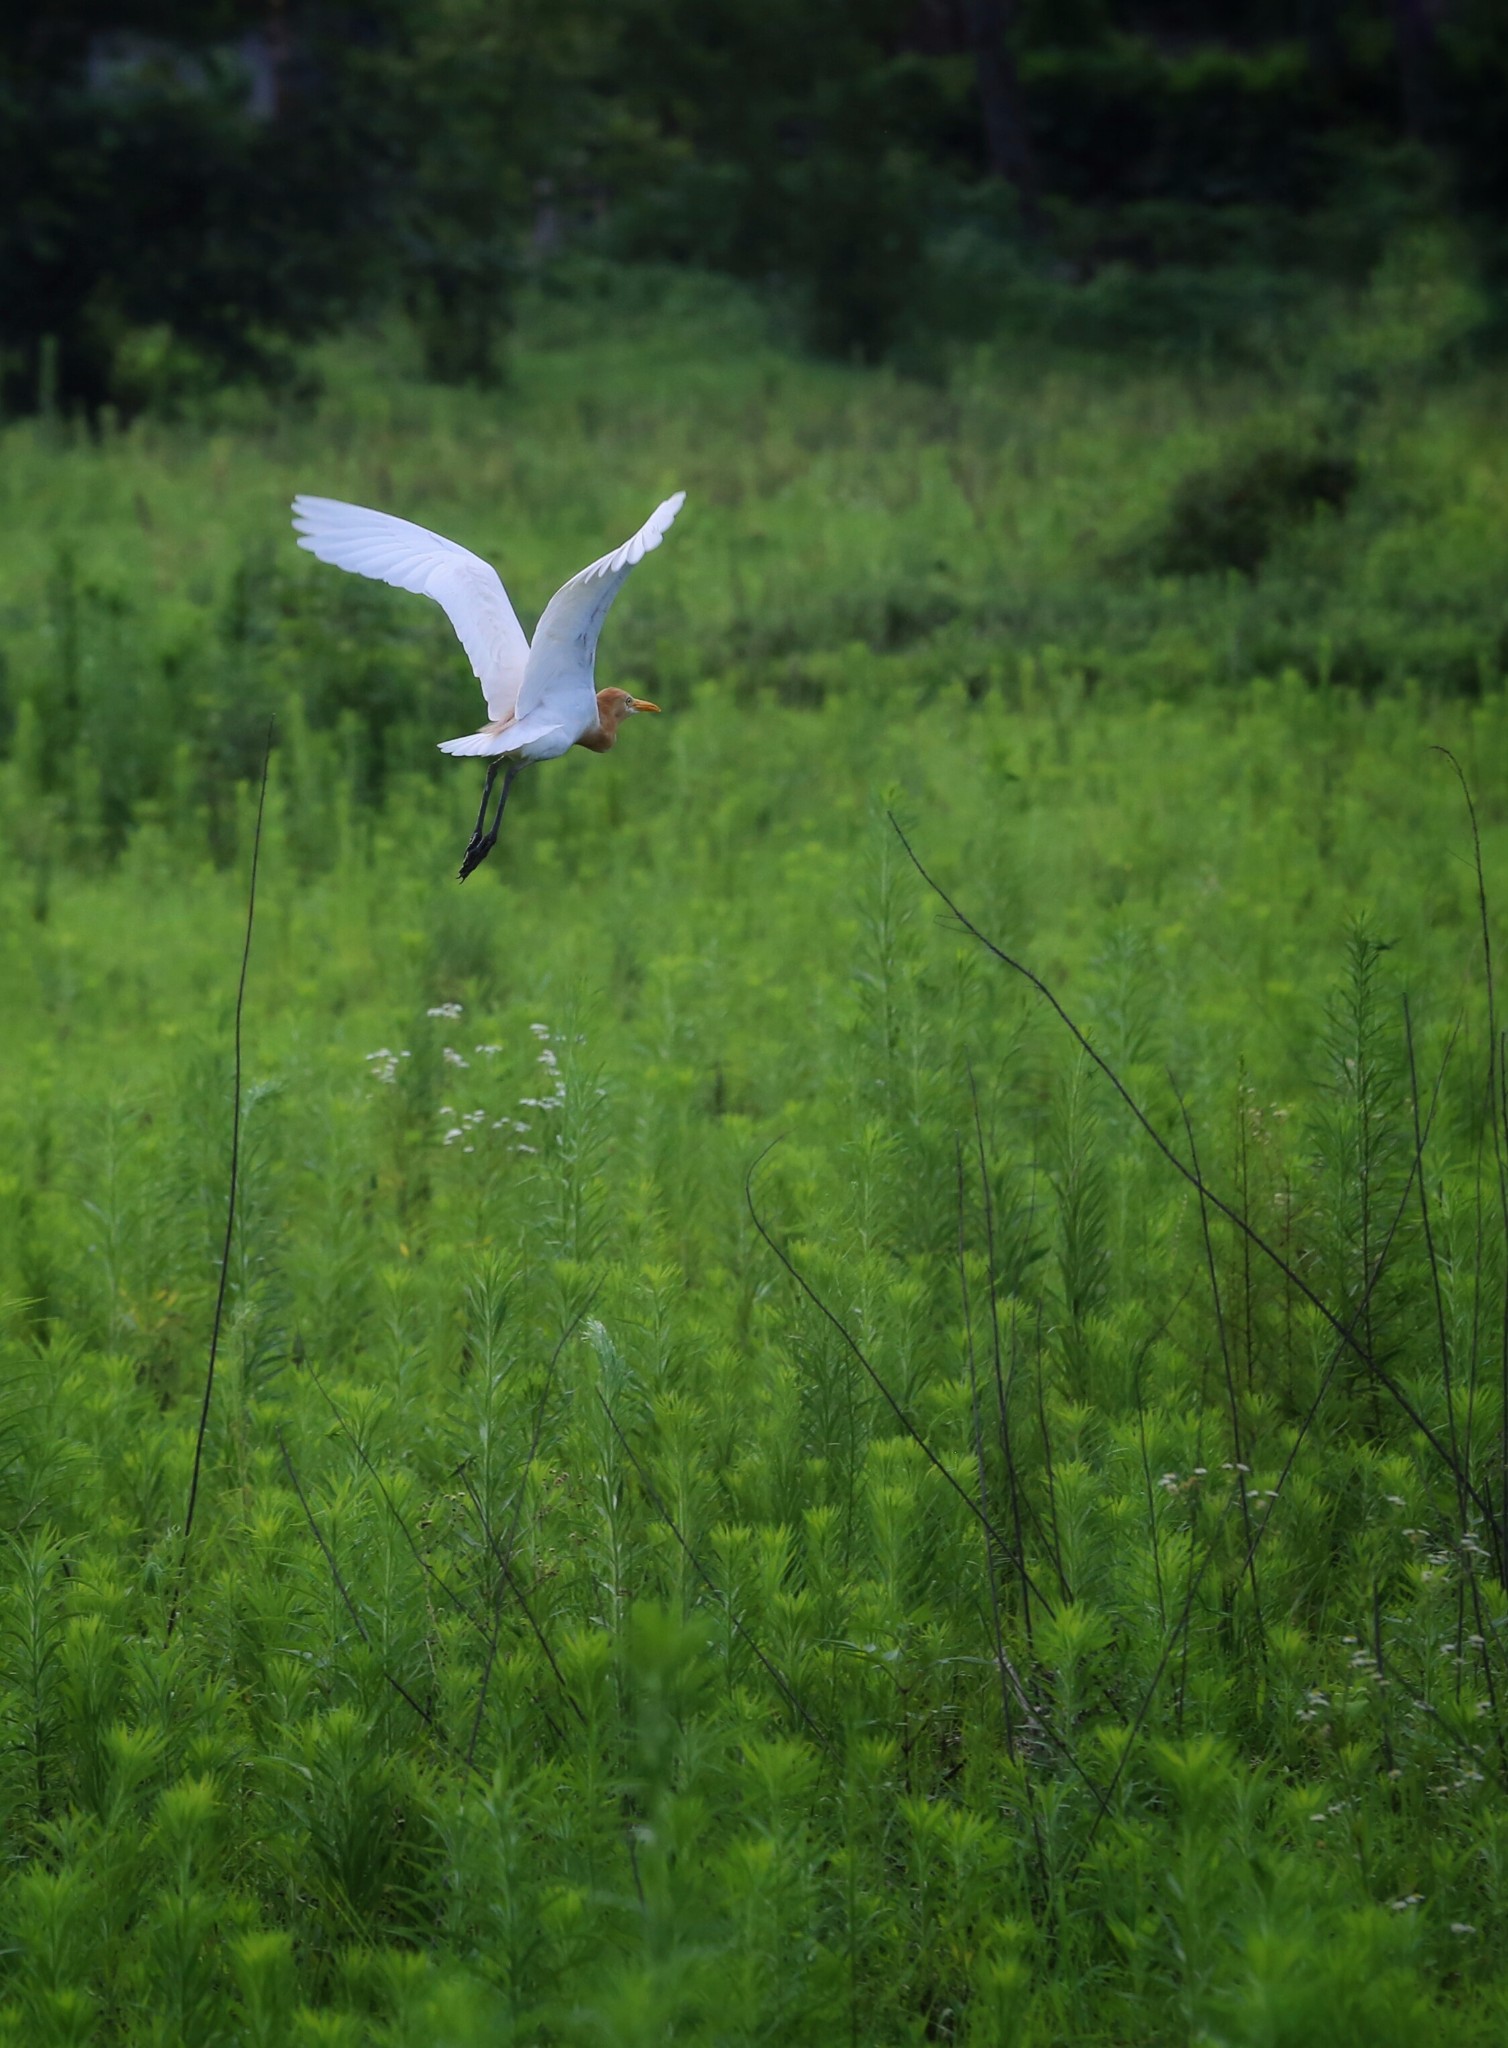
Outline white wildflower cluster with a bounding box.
[504,1022,572,1151]
[441,1107,490,1150]
[365,1006,585,1157]
[1306,1794,1353,1822]
[1402,1527,1483,1585]
[520,1023,567,1121]
[426,1020,576,1159]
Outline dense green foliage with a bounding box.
[8,0,1508,411]
[3,289,1508,2040]
[1,249,1504,868]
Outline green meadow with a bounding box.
[3,268,1508,2042]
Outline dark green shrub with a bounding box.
[1147,445,1359,578]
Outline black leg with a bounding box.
[470,761,499,840]
[458,761,500,876]
[458,761,522,881]
[480,761,522,851]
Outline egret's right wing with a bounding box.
[518,491,685,723]
[291,496,530,721]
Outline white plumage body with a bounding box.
[290,489,685,758]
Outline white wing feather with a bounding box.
[291,495,531,721]
[437,709,574,760]
[517,491,685,725]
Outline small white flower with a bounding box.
[1451,1923,1477,1936]
[529,1022,550,1039]
[428,1002,463,1019]
[443,1047,470,1069]
[475,1044,502,1056]
[1389,1895,1423,1913]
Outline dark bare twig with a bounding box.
[166,721,273,1644]
[302,1354,475,1626]
[458,1464,582,1738]
[462,1291,601,1761]
[745,1147,1059,1618]
[275,1426,471,1763]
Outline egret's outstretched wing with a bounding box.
[291,496,530,721]
[518,491,685,724]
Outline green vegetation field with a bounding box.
[3,271,1508,2043]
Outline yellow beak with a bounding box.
[631,698,661,714]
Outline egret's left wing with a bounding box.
[517,491,685,724]
[292,496,531,721]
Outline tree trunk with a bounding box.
[1391,0,1441,139]
[961,0,1041,234]
[1301,0,1342,94]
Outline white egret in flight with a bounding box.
[291,490,684,878]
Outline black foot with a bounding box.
[457,758,520,880]
[457,834,494,883]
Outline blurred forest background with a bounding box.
[6,0,1508,413]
